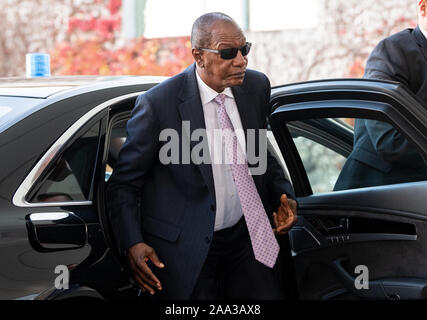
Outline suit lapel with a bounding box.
[232,85,264,192]
[177,64,216,200]
[413,26,427,60]
[232,85,260,132]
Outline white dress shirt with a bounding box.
[195,70,245,231]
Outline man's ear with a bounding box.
[192,48,204,68]
[420,0,427,17]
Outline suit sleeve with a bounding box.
[364,38,410,86]
[362,38,415,164]
[362,119,421,164]
[107,94,160,255]
[261,75,296,209]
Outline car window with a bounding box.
[287,117,427,193]
[28,121,101,203]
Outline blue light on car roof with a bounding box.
[26,53,51,78]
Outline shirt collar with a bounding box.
[420,24,427,40]
[195,69,234,105]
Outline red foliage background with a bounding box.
[50,37,193,76]
[48,0,417,78]
[50,0,193,76]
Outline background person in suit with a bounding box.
[107,12,297,300]
[334,0,427,191]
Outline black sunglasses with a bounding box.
[198,42,252,60]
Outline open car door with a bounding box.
[269,79,427,300]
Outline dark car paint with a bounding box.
[0,80,159,299]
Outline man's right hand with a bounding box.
[127,242,164,295]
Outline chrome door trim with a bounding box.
[14,294,39,300]
[29,212,71,221]
[13,91,145,208]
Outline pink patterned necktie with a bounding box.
[214,93,279,268]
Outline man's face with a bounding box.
[195,21,248,93]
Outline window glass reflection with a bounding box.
[29,121,100,203]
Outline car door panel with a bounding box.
[5,97,138,300]
[270,79,427,300]
[300,181,427,218]
[292,186,427,300]
[291,210,427,300]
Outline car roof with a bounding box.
[0,75,168,98]
[0,75,168,133]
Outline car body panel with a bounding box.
[0,77,162,299]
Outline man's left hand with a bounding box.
[273,194,298,235]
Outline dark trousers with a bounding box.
[190,217,285,300]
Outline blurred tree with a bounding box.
[66,0,122,42]
[0,0,192,77]
[49,0,193,76]
[0,0,72,76]
[0,0,419,79]
[248,0,417,85]
[50,36,193,76]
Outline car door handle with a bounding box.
[26,212,88,252]
[29,212,71,222]
[320,218,349,234]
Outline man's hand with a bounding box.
[127,242,165,295]
[273,194,298,236]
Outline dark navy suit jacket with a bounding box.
[334,26,427,191]
[107,63,295,299]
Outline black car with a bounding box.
[0,76,426,300]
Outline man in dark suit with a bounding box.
[107,12,297,300]
[334,0,427,191]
